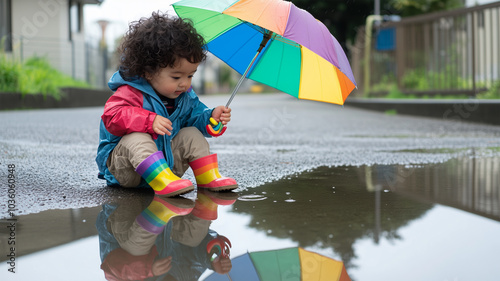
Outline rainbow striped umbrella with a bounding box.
[172,0,357,106]
[204,247,352,281]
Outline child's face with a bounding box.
[147,58,200,99]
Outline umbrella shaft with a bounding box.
[225,31,273,108]
[225,51,259,108]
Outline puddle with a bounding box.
[1,156,499,280]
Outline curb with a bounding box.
[346,98,500,126]
[0,88,112,110]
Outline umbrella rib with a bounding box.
[243,22,299,49]
[225,31,261,68]
[274,41,285,91]
[196,14,243,44]
[317,55,323,102]
[252,1,273,33]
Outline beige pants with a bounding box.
[106,196,156,256]
[107,127,210,187]
[171,214,211,247]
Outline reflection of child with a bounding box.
[96,191,237,280]
[157,190,237,280]
[97,196,194,280]
[96,12,237,197]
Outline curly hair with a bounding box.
[118,12,206,78]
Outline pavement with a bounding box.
[1,93,500,217]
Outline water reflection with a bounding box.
[365,155,500,221]
[231,167,434,270]
[0,155,498,280]
[96,190,238,281]
[227,154,500,280]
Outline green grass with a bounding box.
[477,81,500,99]
[0,53,89,99]
[384,109,398,115]
[370,67,499,100]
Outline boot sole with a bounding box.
[199,184,238,192]
[159,185,195,197]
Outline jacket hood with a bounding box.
[108,71,156,97]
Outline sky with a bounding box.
[84,0,498,48]
[84,0,176,48]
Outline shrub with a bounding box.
[0,53,89,99]
[477,81,500,99]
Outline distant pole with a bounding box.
[374,0,380,15]
[363,15,383,97]
[97,20,109,50]
[97,20,110,88]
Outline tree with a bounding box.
[390,0,464,17]
[291,0,465,47]
[291,0,393,48]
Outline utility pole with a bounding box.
[97,20,110,89]
[363,15,383,97]
[374,0,380,15]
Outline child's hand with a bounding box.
[153,115,173,136]
[212,106,231,125]
[211,257,232,274]
[152,256,172,276]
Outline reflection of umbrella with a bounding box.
[172,0,356,107]
[204,247,351,281]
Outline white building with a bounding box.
[0,0,104,83]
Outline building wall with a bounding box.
[12,0,70,41]
[9,0,89,81]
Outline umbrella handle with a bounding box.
[206,117,227,137]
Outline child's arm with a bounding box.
[182,90,231,137]
[183,90,216,134]
[102,85,158,137]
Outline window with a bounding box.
[0,0,12,51]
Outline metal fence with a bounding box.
[4,35,110,89]
[382,155,500,222]
[353,1,500,97]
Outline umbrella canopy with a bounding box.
[172,0,356,105]
[204,247,351,281]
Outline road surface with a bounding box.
[1,93,500,217]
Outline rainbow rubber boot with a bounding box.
[189,154,237,191]
[192,189,238,220]
[136,151,194,196]
[135,196,194,234]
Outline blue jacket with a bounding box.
[96,71,213,187]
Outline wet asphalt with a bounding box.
[1,93,500,217]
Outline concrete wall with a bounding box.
[0,88,112,110]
